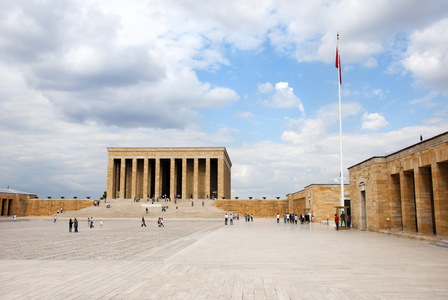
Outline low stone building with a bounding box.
[0,189,94,217]
[0,188,37,216]
[286,184,350,222]
[348,131,448,236]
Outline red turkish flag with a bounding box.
[336,46,341,85]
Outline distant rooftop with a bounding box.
[0,188,36,195]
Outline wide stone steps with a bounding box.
[61,198,226,220]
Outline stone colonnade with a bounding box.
[349,132,448,236]
[106,147,231,200]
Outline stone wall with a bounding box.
[213,199,287,218]
[5,198,95,217]
[348,131,448,236]
[287,184,349,222]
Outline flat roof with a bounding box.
[0,188,36,195]
[347,131,448,170]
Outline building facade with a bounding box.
[348,132,448,236]
[0,189,37,216]
[286,184,350,222]
[106,147,232,200]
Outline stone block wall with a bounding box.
[213,199,287,218]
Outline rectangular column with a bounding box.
[119,158,126,199]
[400,171,416,232]
[432,162,448,235]
[389,174,402,230]
[206,158,210,200]
[106,157,114,200]
[155,158,160,199]
[143,158,148,199]
[182,158,187,199]
[218,157,224,199]
[170,158,175,199]
[194,158,198,199]
[414,167,434,234]
[131,158,137,199]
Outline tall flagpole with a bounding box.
[337,33,344,206]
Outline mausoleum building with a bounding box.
[106,147,231,200]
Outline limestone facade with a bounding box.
[213,199,287,218]
[0,189,93,217]
[348,131,448,236]
[106,147,232,200]
[286,184,350,222]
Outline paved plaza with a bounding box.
[1,217,448,299]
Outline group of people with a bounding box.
[277,213,311,224]
[141,216,165,227]
[224,212,252,225]
[68,218,79,232]
[335,212,351,230]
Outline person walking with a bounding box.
[335,214,339,230]
[277,213,280,223]
[69,218,73,232]
[100,220,103,228]
[230,213,233,225]
[141,217,146,227]
[225,213,228,225]
[74,218,78,232]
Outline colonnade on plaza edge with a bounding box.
[349,131,448,236]
[106,147,232,200]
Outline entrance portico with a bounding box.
[106,147,231,200]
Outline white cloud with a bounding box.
[364,57,378,68]
[235,111,254,120]
[361,112,389,131]
[262,82,305,115]
[258,82,273,94]
[281,102,362,145]
[403,18,448,93]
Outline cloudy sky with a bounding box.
[1,0,448,199]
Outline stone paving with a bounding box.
[0,217,448,299]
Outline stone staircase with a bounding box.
[61,198,226,220]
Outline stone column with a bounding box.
[155,158,160,199]
[218,157,224,199]
[182,158,187,199]
[389,174,402,230]
[206,158,210,200]
[193,158,198,199]
[143,158,148,199]
[170,158,175,199]
[131,158,137,199]
[414,167,434,234]
[119,158,126,199]
[106,156,114,200]
[432,162,448,235]
[400,170,416,232]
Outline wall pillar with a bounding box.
[106,157,114,200]
[170,158,175,199]
[218,157,224,199]
[389,174,402,230]
[155,158,160,199]
[432,162,448,236]
[131,158,137,199]
[143,158,148,199]
[119,158,126,199]
[194,157,198,199]
[182,158,187,200]
[400,170,416,232]
[206,158,210,200]
[414,167,434,234]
